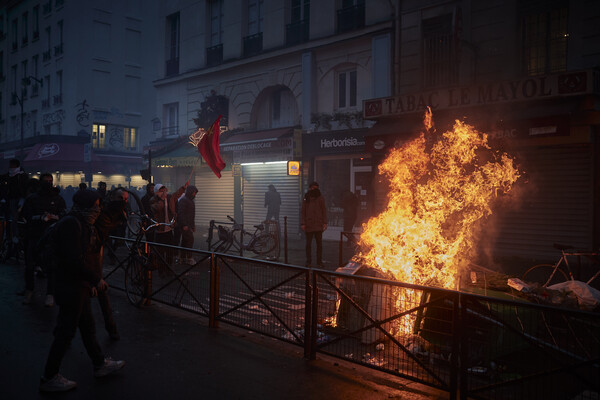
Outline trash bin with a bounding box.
[334,262,395,344]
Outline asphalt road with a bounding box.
[0,260,447,400]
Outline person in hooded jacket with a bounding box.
[39,189,125,392]
[20,173,66,306]
[176,185,198,264]
[150,182,187,266]
[301,181,327,267]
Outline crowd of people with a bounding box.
[0,158,201,392]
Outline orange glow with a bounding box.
[356,112,520,290]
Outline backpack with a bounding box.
[34,216,82,268]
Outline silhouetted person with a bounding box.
[264,184,281,226]
[301,182,327,267]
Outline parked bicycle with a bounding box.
[521,243,600,287]
[213,215,277,256]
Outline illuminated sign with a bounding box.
[287,161,300,176]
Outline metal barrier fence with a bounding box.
[104,238,600,400]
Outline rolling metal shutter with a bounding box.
[194,169,235,230]
[242,163,301,234]
[491,144,593,261]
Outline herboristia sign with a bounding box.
[363,70,596,119]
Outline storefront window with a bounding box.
[316,159,350,227]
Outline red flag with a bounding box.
[198,115,226,178]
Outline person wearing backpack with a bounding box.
[19,173,66,306]
[39,189,125,392]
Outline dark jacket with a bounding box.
[177,191,196,231]
[264,188,281,213]
[21,185,67,237]
[53,214,102,305]
[150,185,185,232]
[141,192,153,218]
[95,199,128,245]
[301,188,327,233]
[2,169,29,200]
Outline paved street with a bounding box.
[0,256,447,400]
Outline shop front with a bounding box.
[362,69,600,260]
[302,129,371,239]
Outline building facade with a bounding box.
[363,0,600,261]
[0,0,159,190]
[153,0,391,236]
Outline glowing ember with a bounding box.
[356,109,520,290]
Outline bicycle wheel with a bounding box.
[250,233,277,255]
[125,256,146,307]
[214,239,232,254]
[522,264,569,287]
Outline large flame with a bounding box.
[357,110,520,290]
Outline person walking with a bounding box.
[264,184,281,227]
[301,181,327,267]
[93,187,129,340]
[39,189,125,392]
[20,173,66,306]
[176,185,198,264]
[342,189,359,232]
[150,183,187,266]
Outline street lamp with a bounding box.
[16,75,43,156]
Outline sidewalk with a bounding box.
[0,262,447,400]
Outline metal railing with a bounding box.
[104,238,600,400]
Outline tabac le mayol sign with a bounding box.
[363,70,594,119]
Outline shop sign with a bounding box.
[222,138,294,164]
[303,131,366,155]
[364,70,593,119]
[287,161,300,176]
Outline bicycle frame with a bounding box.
[547,249,600,286]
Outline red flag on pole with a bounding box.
[198,115,225,178]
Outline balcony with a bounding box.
[286,20,309,46]
[54,43,63,56]
[337,4,365,33]
[206,44,223,67]
[53,94,62,105]
[165,57,179,77]
[43,50,52,62]
[243,32,263,58]
[42,99,50,109]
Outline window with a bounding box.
[31,55,39,96]
[55,20,63,55]
[210,0,223,46]
[43,26,51,61]
[337,69,357,109]
[32,6,39,39]
[163,103,178,136]
[21,12,28,45]
[291,0,310,23]
[54,70,62,104]
[0,51,4,79]
[337,0,365,33]
[123,127,137,150]
[92,124,106,148]
[21,60,28,99]
[522,5,568,76]
[11,19,17,50]
[422,14,458,87]
[165,12,179,76]
[0,93,3,120]
[248,0,264,35]
[287,0,309,45]
[11,65,17,98]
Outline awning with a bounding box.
[220,127,294,147]
[24,142,101,170]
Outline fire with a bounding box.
[356,109,520,290]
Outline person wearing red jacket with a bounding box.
[301,181,327,267]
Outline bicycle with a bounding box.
[521,243,600,287]
[213,215,277,256]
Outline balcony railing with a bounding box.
[53,94,62,105]
[337,4,365,33]
[42,99,50,109]
[43,50,51,62]
[165,57,179,77]
[54,43,63,56]
[286,20,309,46]
[161,126,179,137]
[243,32,263,58]
[206,44,223,67]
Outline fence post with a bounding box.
[309,269,318,360]
[284,216,288,264]
[303,269,312,359]
[209,253,220,328]
[450,291,460,400]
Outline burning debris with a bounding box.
[356,109,520,290]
